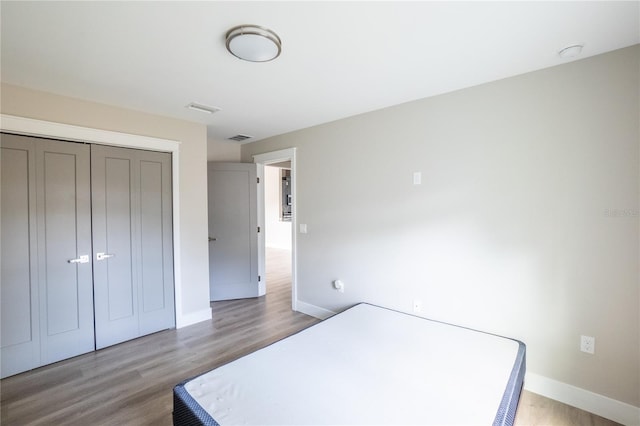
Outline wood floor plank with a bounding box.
[514,390,621,426]
[1,248,620,425]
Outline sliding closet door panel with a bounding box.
[92,146,138,349]
[36,140,94,364]
[138,154,174,334]
[1,135,40,378]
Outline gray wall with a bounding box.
[242,45,640,406]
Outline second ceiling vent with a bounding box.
[228,134,253,142]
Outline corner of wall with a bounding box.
[175,308,212,329]
[295,300,336,320]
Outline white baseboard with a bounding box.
[525,372,640,426]
[295,300,336,320]
[176,308,212,329]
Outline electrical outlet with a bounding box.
[413,299,422,313]
[580,335,595,354]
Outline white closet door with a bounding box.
[1,135,40,377]
[36,139,95,364]
[137,152,174,336]
[1,136,174,375]
[1,134,94,378]
[92,145,174,349]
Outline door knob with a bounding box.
[208,237,217,242]
[96,252,115,261]
[68,255,90,264]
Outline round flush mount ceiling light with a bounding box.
[558,44,584,59]
[226,25,282,62]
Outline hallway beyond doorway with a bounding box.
[265,247,292,306]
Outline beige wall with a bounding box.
[207,137,241,162]
[242,46,640,406]
[1,83,211,322]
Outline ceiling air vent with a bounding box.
[186,102,221,114]
[228,134,253,142]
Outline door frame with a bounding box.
[0,114,191,327]
[253,148,297,311]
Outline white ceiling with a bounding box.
[2,1,638,144]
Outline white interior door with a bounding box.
[208,163,260,301]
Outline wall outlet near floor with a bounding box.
[413,299,422,313]
[580,335,595,354]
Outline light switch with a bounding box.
[413,172,422,185]
[299,224,308,234]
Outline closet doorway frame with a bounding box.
[0,114,190,328]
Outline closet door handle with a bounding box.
[96,252,115,261]
[68,255,90,264]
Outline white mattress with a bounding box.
[179,303,524,425]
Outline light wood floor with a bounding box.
[1,248,620,425]
[515,391,620,426]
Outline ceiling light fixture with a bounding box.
[558,44,584,59]
[225,25,282,62]
[186,102,221,114]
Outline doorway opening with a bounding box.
[254,148,297,311]
[264,163,292,306]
